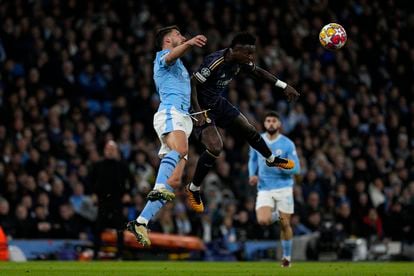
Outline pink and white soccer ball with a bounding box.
[319,23,347,50]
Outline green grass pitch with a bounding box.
[1,261,413,275]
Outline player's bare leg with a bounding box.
[256,207,292,267]
[256,206,273,226]
[187,125,222,212]
[279,212,293,267]
[147,130,188,201]
[128,130,188,246]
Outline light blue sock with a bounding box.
[154,150,181,187]
[136,151,180,225]
[137,199,166,225]
[281,240,292,259]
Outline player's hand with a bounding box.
[193,113,206,126]
[284,85,300,102]
[186,35,207,48]
[249,176,258,186]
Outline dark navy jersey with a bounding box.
[193,49,254,107]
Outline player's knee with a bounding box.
[207,142,223,156]
[258,217,272,226]
[174,145,188,158]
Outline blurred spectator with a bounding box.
[362,208,383,242]
[54,203,86,239]
[12,204,34,238]
[291,214,311,236]
[89,140,131,259]
[32,205,52,239]
[0,197,13,236]
[174,202,192,236]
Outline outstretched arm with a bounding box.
[249,65,300,102]
[164,35,207,65]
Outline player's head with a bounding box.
[155,25,186,50]
[229,32,256,63]
[104,140,118,159]
[264,111,281,135]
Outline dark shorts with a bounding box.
[201,97,240,128]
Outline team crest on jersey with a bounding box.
[201,68,211,77]
[275,149,282,156]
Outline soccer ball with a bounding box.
[319,23,347,50]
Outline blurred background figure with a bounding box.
[89,140,132,259]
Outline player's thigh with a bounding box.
[256,206,273,225]
[228,113,256,136]
[200,125,223,155]
[274,188,294,215]
[255,191,275,225]
[154,108,192,156]
[165,130,188,154]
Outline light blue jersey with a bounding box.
[153,49,191,113]
[248,133,300,191]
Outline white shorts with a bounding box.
[153,107,193,158]
[255,187,294,214]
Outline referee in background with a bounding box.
[89,140,133,260]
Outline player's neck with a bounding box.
[266,132,280,141]
[162,43,173,51]
[223,48,233,63]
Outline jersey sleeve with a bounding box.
[193,53,224,83]
[157,49,172,67]
[248,146,259,177]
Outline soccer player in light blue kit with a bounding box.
[248,111,300,267]
[126,26,207,246]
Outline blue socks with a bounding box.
[281,240,292,260]
[154,150,180,186]
[137,150,180,225]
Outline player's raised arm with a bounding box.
[249,66,300,102]
[154,25,207,66]
[164,34,207,65]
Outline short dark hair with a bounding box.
[155,25,180,50]
[264,111,280,120]
[230,32,256,48]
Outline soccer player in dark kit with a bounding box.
[186,33,300,212]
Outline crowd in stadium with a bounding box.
[0,0,413,252]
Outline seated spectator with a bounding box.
[12,204,34,238]
[0,197,13,236]
[32,205,53,239]
[54,203,87,239]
